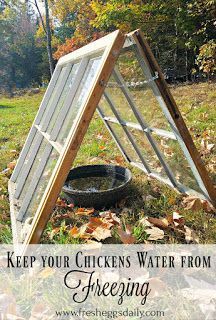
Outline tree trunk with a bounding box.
[44,0,54,76]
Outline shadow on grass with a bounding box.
[0,105,15,109]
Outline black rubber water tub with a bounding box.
[62,165,132,208]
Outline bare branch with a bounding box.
[30,0,47,35]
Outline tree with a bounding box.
[0,1,45,94]
[33,0,54,75]
[196,40,216,78]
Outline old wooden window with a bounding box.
[9,30,124,246]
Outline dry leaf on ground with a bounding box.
[118,225,136,244]
[7,161,16,170]
[142,195,157,202]
[75,208,95,216]
[92,228,112,241]
[56,198,67,208]
[147,217,169,229]
[49,227,60,239]
[145,227,164,241]
[167,212,185,228]
[114,156,124,164]
[10,149,17,154]
[99,211,121,225]
[184,226,199,243]
[201,139,215,154]
[87,217,113,241]
[69,226,79,237]
[182,196,215,213]
[139,217,153,228]
[86,217,113,232]
[69,225,91,239]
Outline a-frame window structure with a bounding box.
[9,30,215,246]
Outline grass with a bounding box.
[0,82,215,244]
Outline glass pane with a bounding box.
[128,128,165,176]
[99,95,116,119]
[115,47,172,131]
[57,55,103,145]
[105,75,137,123]
[108,122,141,163]
[17,135,48,208]
[24,148,59,220]
[47,63,80,134]
[151,132,202,192]
[39,65,70,128]
[15,131,43,195]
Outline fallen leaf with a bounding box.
[183,197,203,211]
[52,213,72,222]
[207,143,214,151]
[142,195,157,202]
[7,161,16,170]
[75,208,95,216]
[69,226,79,237]
[201,139,215,153]
[10,149,18,154]
[114,156,124,164]
[1,168,11,174]
[99,211,121,225]
[145,227,164,240]
[167,212,185,227]
[56,198,67,208]
[202,200,216,213]
[118,225,136,244]
[49,227,60,239]
[98,145,106,150]
[96,133,104,140]
[89,157,99,163]
[184,226,199,244]
[69,225,91,239]
[147,217,169,229]
[183,196,215,213]
[99,152,106,157]
[86,217,113,233]
[139,217,153,228]
[92,228,112,241]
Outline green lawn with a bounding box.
[0,82,215,244]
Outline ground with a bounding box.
[0,82,215,244]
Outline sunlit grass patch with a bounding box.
[0,82,215,244]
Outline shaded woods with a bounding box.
[0,0,215,95]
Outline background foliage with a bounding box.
[0,0,215,94]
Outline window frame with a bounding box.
[9,30,125,246]
[98,30,216,205]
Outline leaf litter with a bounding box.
[49,185,215,244]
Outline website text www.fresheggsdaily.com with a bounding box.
[55,307,165,319]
